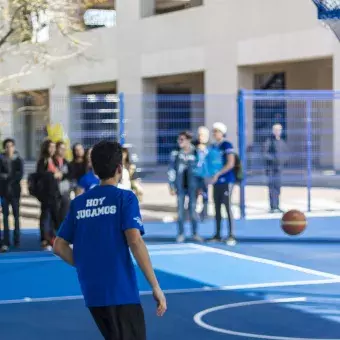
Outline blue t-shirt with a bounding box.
[57,185,145,307]
[78,170,100,192]
[215,140,236,185]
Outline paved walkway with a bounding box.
[141,183,340,219]
[11,182,340,230]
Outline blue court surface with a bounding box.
[2,216,340,339]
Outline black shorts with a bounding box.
[89,304,146,340]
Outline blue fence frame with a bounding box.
[81,90,337,219]
[238,89,338,219]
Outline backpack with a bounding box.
[27,173,43,201]
[197,144,244,182]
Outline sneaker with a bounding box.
[176,234,185,243]
[226,236,237,246]
[41,241,52,251]
[0,245,9,253]
[44,245,53,252]
[192,234,203,243]
[207,236,222,243]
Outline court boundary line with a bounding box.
[193,297,340,340]
[188,243,340,279]
[0,248,207,264]
[0,244,194,259]
[0,278,339,306]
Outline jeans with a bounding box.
[213,183,234,239]
[197,177,208,219]
[177,189,198,236]
[59,193,71,224]
[1,197,20,246]
[267,169,281,210]
[40,199,60,243]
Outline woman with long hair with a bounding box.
[36,139,62,250]
[69,143,86,196]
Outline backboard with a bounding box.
[313,0,340,40]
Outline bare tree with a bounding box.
[0,0,99,92]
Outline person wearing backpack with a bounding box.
[168,131,203,243]
[208,123,237,246]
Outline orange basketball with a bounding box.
[281,210,307,236]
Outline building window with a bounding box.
[155,0,202,15]
[253,72,287,143]
[83,0,116,29]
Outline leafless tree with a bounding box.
[0,0,100,92]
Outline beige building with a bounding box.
[0,0,339,168]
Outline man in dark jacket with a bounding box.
[0,138,24,252]
[263,124,288,213]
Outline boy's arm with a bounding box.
[53,201,75,266]
[53,237,74,266]
[122,192,166,316]
[125,229,167,316]
[125,229,159,289]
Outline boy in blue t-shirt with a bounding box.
[54,141,166,340]
[209,122,236,246]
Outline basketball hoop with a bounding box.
[313,0,340,40]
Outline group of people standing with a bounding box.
[168,121,288,246]
[34,140,143,251]
[0,137,141,252]
[168,122,238,246]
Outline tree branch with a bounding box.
[0,3,27,48]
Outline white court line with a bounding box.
[0,244,188,259]
[148,249,204,256]
[0,248,206,264]
[146,244,192,250]
[188,243,340,280]
[193,297,340,340]
[0,278,339,306]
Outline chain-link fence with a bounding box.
[238,90,337,217]
[2,90,340,219]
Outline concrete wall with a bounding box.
[1,0,339,166]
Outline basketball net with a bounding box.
[314,0,340,40]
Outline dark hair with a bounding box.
[84,147,91,162]
[39,139,55,159]
[3,138,15,149]
[56,140,65,150]
[91,141,122,180]
[122,147,130,167]
[72,143,83,160]
[178,131,193,140]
